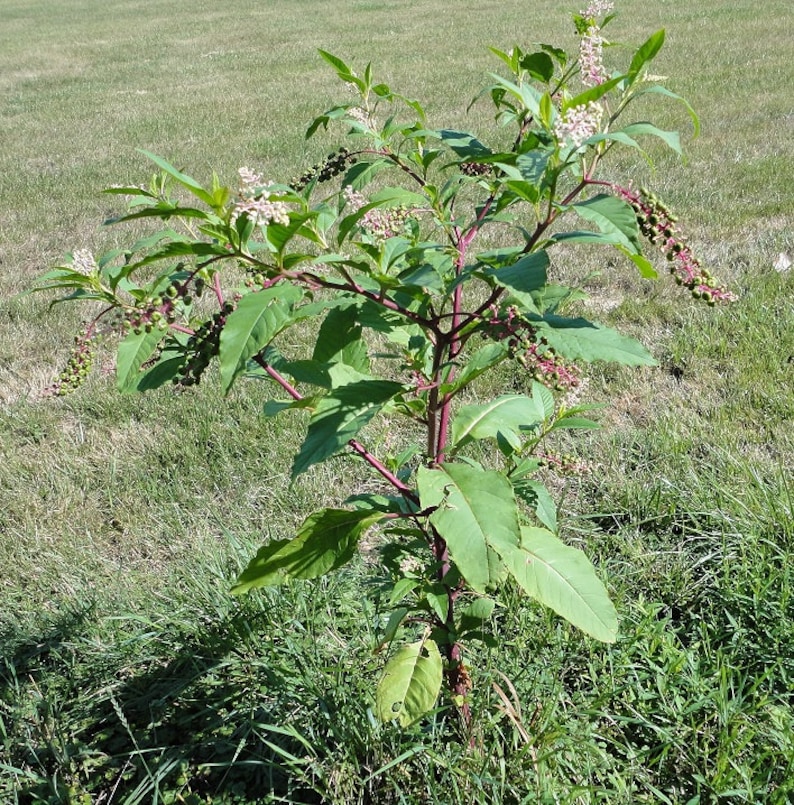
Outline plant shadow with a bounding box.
[1,599,327,804]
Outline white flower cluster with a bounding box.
[553,102,603,149]
[231,166,290,228]
[71,249,98,275]
[342,184,366,212]
[580,0,614,16]
[347,106,376,129]
[579,25,608,86]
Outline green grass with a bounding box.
[2,0,793,801]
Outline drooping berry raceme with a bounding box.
[44,326,97,397]
[611,184,737,304]
[485,305,581,392]
[292,147,357,191]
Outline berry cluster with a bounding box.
[613,184,736,304]
[45,327,96,397]
[174,302,235,387]
[537,450,589,475]
[123,282,186,336]
[460,161,492,178]
[486,305,581,392]
[292,147,357,191]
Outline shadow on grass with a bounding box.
[1,600,331,804]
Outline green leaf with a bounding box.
[125,240,230,271]
[630,85,700,137]
[344,158,391,191]
[620,122,681,155]
[564,75,625,110]
[219,285,304,394]
[376,639,443,726]
[482,250,549,311]
[376,607,410,652]
[499,527,617,642]
[449,394,546,451]
[571,194,643,254]
[138,150,215,207]
[615,245,658,279]
[627,29,666,81]
[417,464,521,593]
[318,50,364,90]
[231,508,383,594]
[436,129,493,159]
[512,479,558,532]
[531,314,656,365]
[291,379,405,479]
[116,328,165,393]
[520,52,555,83]
[312,305,369,373]
[440,342,509,395]
[133,335,189,391]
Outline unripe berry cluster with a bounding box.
[45,328,96,397]
[612,184,736,304]
[485,305,581,392]
[123,287,182,336]
[173,301,235,387]
[537,450,589,475]
[293,147,357,191]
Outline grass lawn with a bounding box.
[1,0,793,802]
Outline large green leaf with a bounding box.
[627,29,666,81]
[291,379,405,479]
[436,129,493,158]
[312,304,369,373]
[449,394,546,451]
[499,527,617,642]
[231,508,383,594]
[138,150,216,207]
[218,285,304,394]
[512,479,558,532]
[550,231,657,279]
[620,122,681,155]
[630,85,700,137]
[531,315,656,366]
[439,342,509,395]
[375,638,443,726]
[116,327,164,393]
[571,194,643,254]
[417,464,521,593]
[482,250,549,312]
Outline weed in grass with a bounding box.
[2,0,794,801]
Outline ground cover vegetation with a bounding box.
[1,0,793,803]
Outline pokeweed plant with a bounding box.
[29,2,733,730]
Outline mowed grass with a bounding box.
[1,0,793,802]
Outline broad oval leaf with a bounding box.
[376,638,443,726]
[449,394,546,451]
[531,314,656,366]
[231,508,383,594]
[219,285,304,394]
[291,378,405,479]
[571,194,642,255]
[417,464,521,593]
[499,527,617,642]
[116,327,164,393]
